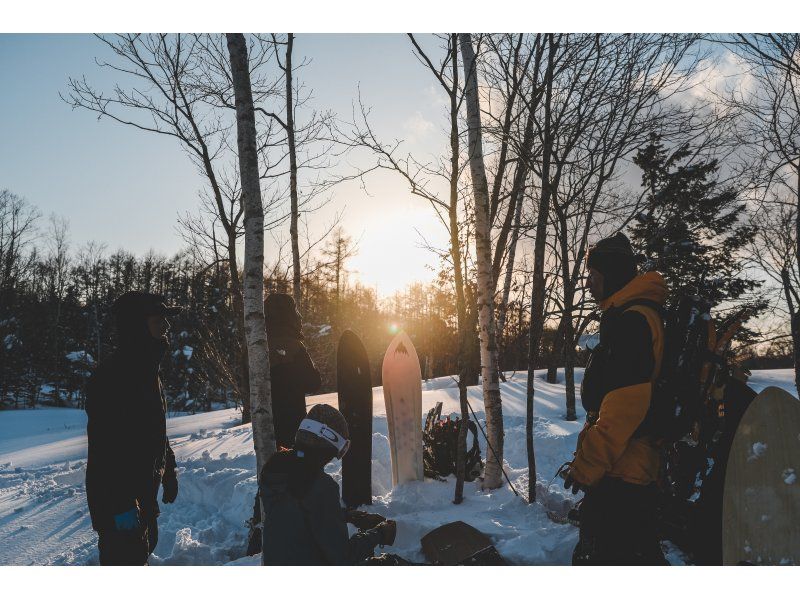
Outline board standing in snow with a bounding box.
[265,293,322,449]
[84,291,180,565]
[562,233,668,565]
[259,404,396,565]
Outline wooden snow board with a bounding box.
[722,386,800,565]
[382,331,423,486]
[421,521,507,565]
[337,329,373,508]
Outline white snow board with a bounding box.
[382,331,423,486]
[722,385,800,565]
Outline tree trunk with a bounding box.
[559,223,578,421]
[446,35,469,505]
[228,237,250,424]
[546,316,565,384]
[497,172,525,374]
[286,33,302,310]
[525,34,557,503]
[782,267,800,395]
[795,163,800,395]
[227,32,276,478]
[460,33,505,491]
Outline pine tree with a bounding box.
[630,133,762,315]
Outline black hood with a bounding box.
[265,293,304,340]
[115,310,168,371]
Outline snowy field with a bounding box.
[0,369,795,566]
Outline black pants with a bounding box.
[572,477,667,566]
[98,515,159,565]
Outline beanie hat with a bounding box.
[295,404,350,458]
[586,232,638,300]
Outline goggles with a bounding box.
[297,418,351,459]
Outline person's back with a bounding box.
[265,293,321,448]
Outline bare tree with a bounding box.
[227,32,276,475]
[460,33,506,491]
[524,33,558,503]
[44,214,71,403]
[721,34,800,392]
[63,33,279,423]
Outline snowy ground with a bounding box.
[0,369,795,566]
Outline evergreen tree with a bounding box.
[630,134,763,317]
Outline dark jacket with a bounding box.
[85,334,176,532]
[260,450,382,565]
[269,336,322,448]
[572,272,666,486]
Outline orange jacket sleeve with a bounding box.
[569,382,652,486]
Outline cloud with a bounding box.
[402,110,436,143]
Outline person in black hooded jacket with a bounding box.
[85,291,180,565]
[265,293,322,448]
[260,404,396,565]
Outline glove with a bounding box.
[162,473,178,504]
[375,520,397,546]
[113,508,141,532]
[346,510,387,531]
[562,468,587,495]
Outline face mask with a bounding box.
[297,418,351,459]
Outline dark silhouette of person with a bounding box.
[563,232,668,565]
[260,404,395,565]
[85,291,180,565]
[265,293,321,449]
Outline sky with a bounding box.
[0,34,453,296]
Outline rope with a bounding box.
[463,397,524,501]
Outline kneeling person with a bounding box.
[260,404,396,565]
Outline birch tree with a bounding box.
[63,34,279,423]
[460,33,505,490]
[227,33,276,474]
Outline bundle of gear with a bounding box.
[422,401,484,482]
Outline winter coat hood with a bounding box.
[265,293,304,340]
[599,271,667,312]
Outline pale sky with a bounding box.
[0,34,453,296]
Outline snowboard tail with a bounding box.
[722,386,800,565]
[337,329,373,508]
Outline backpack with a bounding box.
[627,294,750,447]
[423,402,484,482]
[633,294,754,558]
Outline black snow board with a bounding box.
[421,521,507,565]
[337,329,373,508]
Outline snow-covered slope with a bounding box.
[0,369,795,565]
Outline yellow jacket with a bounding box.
[570,272,666,487]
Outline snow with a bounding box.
[65,351,94,364]
[4,333,18,350]
[748,441,768,462]
[0,368,795,566]
[782,469,797,485]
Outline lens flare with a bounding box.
[388,322,399,334]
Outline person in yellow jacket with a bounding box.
[563,232,668,565]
